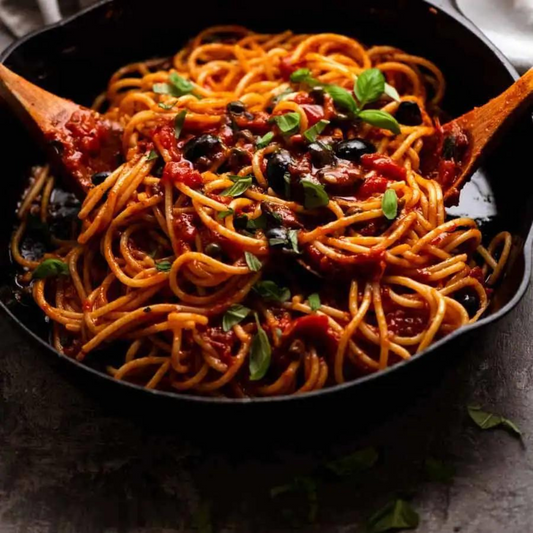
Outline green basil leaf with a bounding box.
[288,229,300,254]
[246,214,267,230]
[221,176,253,197]
[366,499,419,533]
[290,68,312,83]
[467,405,522,437]
[245,251,262,272]
[302,179,329,209]
[146,150,159,161]
[192,501,213,533]
[254,280,291,302]
[32,259,69,280]
[303,119,330,143]
[324,85,358,114]
[382,189,398,220]
[155,260,172,272]
[271,476,319,523]
[249,313,271,381]
[174,109,187,139]
[424,458,455,484]
[358,109,401,134]
[355,68,385,107]
[256,131,275,149]
[272,112,301,136]
[222,304,251,332]
[325,447,378,477]
[217,208,235,220]
[154,73,200,99]
[384,83,401,102]
[158,101,177,110]
[308,293,321,312]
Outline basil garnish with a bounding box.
[354,68,385,108]
[221,176,253,197]
[308,293,321,312]
[146,150,159,161]
[359,109,401,135]
[325,447,378,477]
[245,251,262,272]
[271,476,319,524]
[32,259,69,280]
[217,208,235,220]
[301,179,329,209]
[272,112,301,136]
[288,229,300,254]
[424,458,455,484]
[155,260,172,272]
[222,304,251,332]
[382,189,398,220]
[174,109,187,139]
[324,85,358,114]
[249,313,272,381]
[257,131,275,149]
[153,72,201,99]
[254,280,291,303]
[303,119,330,143]
[290,68,313,83]
[366,499,419,533]
[467,405,522,437]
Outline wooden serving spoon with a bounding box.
[0,63,123,195]
[425,68,533,205]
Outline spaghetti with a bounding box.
[12,26,512,398]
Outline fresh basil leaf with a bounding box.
[358,109,401,135]
[221,176,253,197]
[382,189,398,220]
[308,293,321,312]
[424,458,455,484]
[366,499,419,533]
[271,87,294,105]
[384,83,401,102]
[272,112,301,136]
[222,304,251,332]
[257,131,275,149]
[192,501,213,533]
[271,476,319,523]
[303,119,330,143]
[146,150,159,161]
[154,73,200,99]
[355,68,385,107]
[288,229,300,254]
[246,214,267,230]
[217,208,235,220]
[155,260,172,272]
[249,313,272,381]
[254,280,291,302]
[174,109,187,139]
[325,447,378,477]
[301,179,329,209]
[324,85,358,114]
[290,68,312,83]
[158,101,177,110]
[32,259,69,280]
[245,251,262,272]
[467,405,522,437]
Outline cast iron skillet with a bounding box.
[0,0,532,412]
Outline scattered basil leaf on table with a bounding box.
[174,109,187,139]
[245,251,262,272]
[467,405,522,437]
[257,131,275,149]
[271,476,319,523]
[217,208,235,220]
[222,304,251,332]
[366,499,419,533]
[146,150,159,161]
[221,176,253,197]
[359,109,401,134]
[354,68,385,108]
[302,179,329,209]
[308,293,321,312]
[272,112,301,136]
[325,447,379,477]
[254,280,291,303]
[249,313,272,380]
[303,119,330,143]
[32,259,69,280]
[155,261,172,272]
[382,189,398,220]
[424,458,455,484]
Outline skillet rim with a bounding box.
[0,0,531,405]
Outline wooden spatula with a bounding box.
[0,63,123,195]
[424,69,533,205]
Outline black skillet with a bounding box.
[0,0,531,419]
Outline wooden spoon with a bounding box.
[0,63,123,195]
[425,69,533,205]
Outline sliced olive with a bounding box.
[204,243,222,257]
[335,138,376,162]
[227,101,246,115]
[266,150,292,195]
[454,290,479,318]
[92,171,111,185]
[308,142,335,168]
[183,134,221,162]
[396,101,422,126]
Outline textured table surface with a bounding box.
[1,24,533,533]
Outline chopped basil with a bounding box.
[217,208,235,220]
[290,68,312,83]
[354,68,385,108]
[256,131,275,149]
[467,405,522,437]
[288,229,300,254]
[382,189,398,220]
[271,476,319,523]
[222,304,251,332]
[32,259,69,280]
[245,251,262,272]
[254,280,291,303]
[358,109,401,134]
[146,150,159,161]
[308,293,321,312]
[158,101,177,110]
[155,260,172,272]
[303,119,330,143]
[272,112,301,136]
[174,109,187,139]
[325,447,378,477]
[301,179,329,209]
[366,499,419,533]
[324,85,358,114]
[153,73,201,99]
[191,501,213,533]
[424,458,455,484]
[221,176,253,197]
[249,313,272,381]
[246,214,267,230]
[384,83,401,102]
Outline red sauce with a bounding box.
[299,104,324,126]
[281,315,339,357]
[174,213,198,243]
[278,57,304,80]
[356,174,389,199]
[202,327,236,365]
[386,308,429,337]
[361,153,407,181]
[162,161,202,188]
